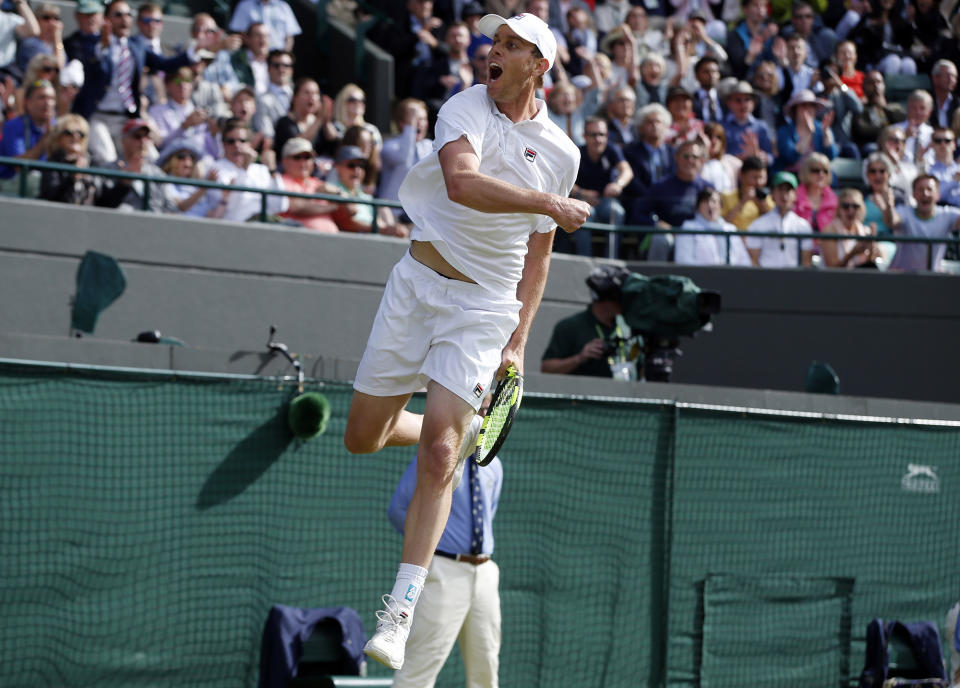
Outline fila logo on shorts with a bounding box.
[474,382,484,398]
[524,147,537,162]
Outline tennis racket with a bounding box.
[473,365,523,467]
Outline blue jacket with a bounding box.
[71,35,193,119]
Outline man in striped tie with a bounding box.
[72,0,199,160]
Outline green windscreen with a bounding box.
[1,363,957,687]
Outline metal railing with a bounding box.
[2,156,958,271]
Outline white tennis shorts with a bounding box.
[353,251,520,410]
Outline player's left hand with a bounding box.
[497,346,523,380]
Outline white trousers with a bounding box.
[392,555,501,688]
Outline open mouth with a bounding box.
[489,62,503,82]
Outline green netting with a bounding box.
[1,363,958,688]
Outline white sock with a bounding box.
[390,563,428,614]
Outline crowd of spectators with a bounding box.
[1,0,959,270]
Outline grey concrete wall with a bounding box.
[1,197,958,411]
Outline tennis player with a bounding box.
[343,12,590,671]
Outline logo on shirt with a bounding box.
[524,147,537,163]
[473,382,484,398]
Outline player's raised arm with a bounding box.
[438,135,590,232]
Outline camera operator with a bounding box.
[541,265,631,378]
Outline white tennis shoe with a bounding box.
[452,414,483,490]
[363,594,411,670]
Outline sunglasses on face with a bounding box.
[40,14,60,20]
[346,96,365,104]
[129,130,150,139]
[173,152,195,160]
[224,137,249,145]
[344,161,367,170]
[111,11,133,18]
[840,202,861,210]
[933,137,955,144]
[61,129,87,138]
[290,152,313,160]
[139,16,162,23]
[40,65,59,73]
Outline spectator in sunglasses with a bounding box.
[927,127,960,207]
[149,67,214,151]
[821,188,884,268]
[39,113,106,205]
[15,2,63,73]
[330,144,406,236]
[276,137,341,232]
[100,117,164,212]
[207,118,287,222]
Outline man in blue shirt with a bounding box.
[629,138,714,261]
[0,78,56,188]
[387,450,504,688]
[722,81,774,167]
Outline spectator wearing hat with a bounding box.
[0,78,56,193]
[665,86,705,147]
[745,170,815,267]
[276,137,341,232]
[100,117,164,211]
[156,137,218,216]
[228,0,300,52]
[57,59,84,117]
[722,80,774,166]
[16,2,65,73]
[0,0,40,76]
[775,89,836,173]
[563,116,634,256]
[692,56,724,124]
[206,117,287,222]
[64,0,102,64]
[461,2,491,58]
[330,144,406,237]
[599,23,640,93]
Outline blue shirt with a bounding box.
[388,454,503,556]
[228,0,301,50]
[722,113,773,159]
[0,115,50,180]
[629,174,713,228]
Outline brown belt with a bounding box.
[409,240,476,283]
[435,550,491,566]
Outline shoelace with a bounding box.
[374,594,407,636]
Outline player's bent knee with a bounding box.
[343,423,382,455]
[417,440,457,484]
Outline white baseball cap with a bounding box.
[477,13,557,70]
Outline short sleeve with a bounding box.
[434,88,488,162]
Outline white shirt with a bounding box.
[745,207,815,268]
[0,13,25,68]
[210,157,288,221]
[677,213,752,266]
[229,0,301,50]
[399,85,580,297]
[888,204,960,272]
[895,120,934,166]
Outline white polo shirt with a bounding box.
[745,208,815,268]
[399,85,580,297]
